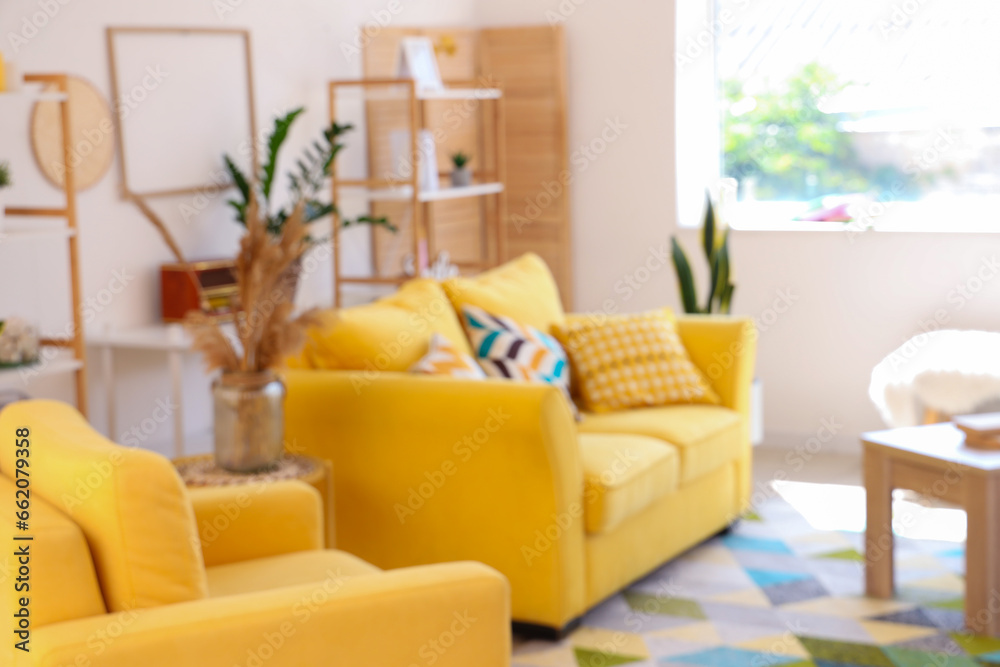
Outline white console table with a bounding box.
[88,324,200,457]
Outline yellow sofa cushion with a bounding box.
[442,253,565,333]
[579,405,744,484]
[206,549,380,598]
[0,476,107,628]
[291,278,472,372]
[0,400,208,612]
[554,309,721,413]
[579,433,679,535]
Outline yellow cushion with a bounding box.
[206,549,379,598]
[292,279,472,371]
[554,309,720,413]
[0,400,207,612]
[442,253,565,333]
[0,476,107,627]
[579,405,743,484]
[579,433,678,535]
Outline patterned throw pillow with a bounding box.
[410,333,487,379]
[461,306,575,410]
[553,309,721,413]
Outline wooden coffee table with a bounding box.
[863,423,1000,636]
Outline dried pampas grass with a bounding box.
[185,195,319,373]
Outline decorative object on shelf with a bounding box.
[160,259,238,322]
[396,36,443,93]
[30,75,115,191]
[186,196,319,473]
[671,193,736,314]
[403,249,460,280]
[390,128,439,191]
[0,318,40,368]
[434,35,458,57]
[450,151,472,187]
[0,160,10,231]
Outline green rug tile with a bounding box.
[949,633,1000,655]
[796,636,895,667]
[622,591,705,619]
[927,598,965,611]
[815,548,865,562]
[882,646,978,667]
[573,647,643,666]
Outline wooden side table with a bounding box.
[174,454,335,549]
[863,423,1000,636]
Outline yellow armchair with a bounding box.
[0,400,510,666]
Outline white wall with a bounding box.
[0,0,477,455]
[479,0,1000,452]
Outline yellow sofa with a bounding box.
[0,400,510,666]
[285,254,756,634]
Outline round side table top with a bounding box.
[174,454,323,487]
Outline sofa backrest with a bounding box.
[0,400,207,612]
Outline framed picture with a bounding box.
[396,36,443,92]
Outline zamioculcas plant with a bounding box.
[224,108,396,238]
[670,193,736,314]
[0,161,12,189]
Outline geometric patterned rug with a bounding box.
[512,491,994,666]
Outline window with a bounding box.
[710,0,1000,231]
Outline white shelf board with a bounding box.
[88,324,195,351]
[0,227,76,241]
[0,357,82,385]
[417,88,502,100]
[0,84,67,102]
[344,182,504,203]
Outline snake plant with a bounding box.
[670,193,735,314]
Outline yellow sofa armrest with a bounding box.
[31,562,510,667]
[284,370,585,629]
[188,480,323,567]
[675,316,757,418]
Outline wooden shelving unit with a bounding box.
[0,73,88,416]
[328,79,507,306]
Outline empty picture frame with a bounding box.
[396,37,444,93]
[106,27,258,199]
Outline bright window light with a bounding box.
[716,0,1000,232]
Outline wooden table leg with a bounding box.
[865,445,895,598]
[966,472,1000,635]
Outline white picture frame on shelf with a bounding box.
[396,36,443,93]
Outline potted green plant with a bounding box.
[0,161,11,232]
[670,193,735,314]
[223,109,396,297]
[450,151,472,187]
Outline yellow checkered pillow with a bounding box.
[553,309,720,413]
